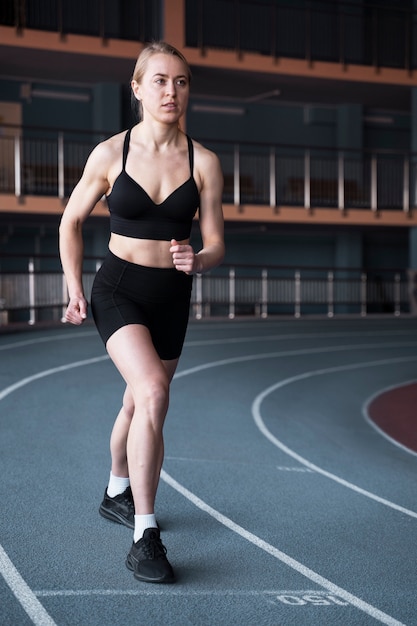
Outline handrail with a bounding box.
[1,125,415,212]
[1,1,415,70]
[187,0,416,70]
[0,0,153,42]
[0,255,412,327]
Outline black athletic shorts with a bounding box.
[90,250,193,360]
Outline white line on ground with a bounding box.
[0,355,109,401]
[0,342,415,625]
[0,545,57,626]
[252,355,417,520]
[33,588,339,597]
[0,330,98,351]
[161,470,406,626]
[363,378,417,458]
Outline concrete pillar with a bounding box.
[337,104,363,150]
[335,231,362,269]
[334,231,363,314]
[92,83,121,134]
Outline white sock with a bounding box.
[107,472,130,498]
[134,514,158,543]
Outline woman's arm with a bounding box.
[59,142,111,324]
[170,143,225,274]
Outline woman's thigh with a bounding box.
[106,324,179,393]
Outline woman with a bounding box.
[59,41,225,584]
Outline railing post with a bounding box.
[28,258,35,325]
[295,270,301,318]
[394,273,401,316]
[327,271,334,317]
[261,268,268,318]
[304,150,310,210]
[58,132,65,199]
[14,134,22,197]
[269,147,276,208]
[338,151,344,211]
[371,155,377,211]
[403,156,410,213]
[229,268,235,319]
[361,272,367,317]
[234,144,240,206]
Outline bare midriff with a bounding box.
[108,233,189,268]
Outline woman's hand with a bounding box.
[170,239,199,274]
[62,296,88,325]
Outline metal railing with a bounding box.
[0,257,412,328]
[187,0,417,70]
[1,126,415,212]
[2,1,415,70]
[0,0,159,42]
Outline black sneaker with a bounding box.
[99,486,134,529]
[126,528,175,584]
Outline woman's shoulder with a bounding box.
[94,129,129,159]
[84,129,130,175]
[190,137,221,170]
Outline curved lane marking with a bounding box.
[0,331,98,351]
[161,470,405,626]
[251,355,417,519]
[0,356,109,402]
[0,344,415,626]
[363,379,417,458]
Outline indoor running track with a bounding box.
[0,316,416,626]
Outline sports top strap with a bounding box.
[122,129,193,174]
[122,129,131,170]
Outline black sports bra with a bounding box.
[107,129,200,241]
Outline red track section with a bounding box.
[368,382,417,453]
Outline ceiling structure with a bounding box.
[0,43,411,113]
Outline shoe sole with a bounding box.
[125,556,175,584]
[99,505,134,529]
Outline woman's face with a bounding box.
[132,53,190,125]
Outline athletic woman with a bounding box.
[59,41,225,583]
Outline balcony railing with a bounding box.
[0,126,415,212]
[186,0,417,70]
[0,0,159,41]
[0,255,412,328]
[1,1,415,71]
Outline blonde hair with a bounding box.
[131,41,192,120]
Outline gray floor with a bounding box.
[1,316,416,626]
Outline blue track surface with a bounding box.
[1,317,416,626]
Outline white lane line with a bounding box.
[0,344,415,625]
[0,356,109,401]
[363,379,417,458]
[174,341,417,380]
[185,330,416,347]
[0,545,57,626]
[0,328,413,352]
[0,355,108,625]
[161,470,406,626]
[0,331,98,351]
[252,355,417,520]
[33,588,336,598]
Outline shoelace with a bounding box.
[116,487,133,506]
[141,532,167,559]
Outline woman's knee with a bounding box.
[136,376,170,418]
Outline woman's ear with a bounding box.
[131,80,141,101]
